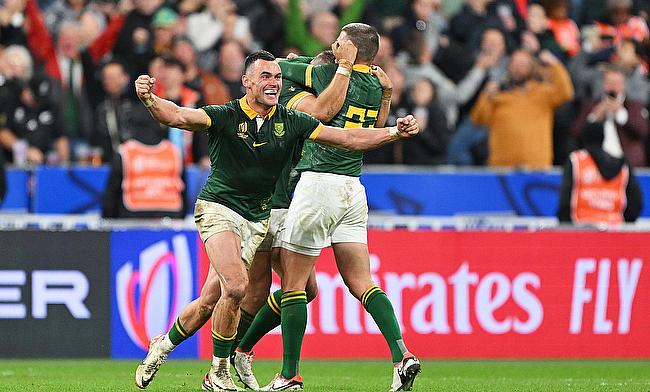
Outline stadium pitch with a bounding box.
[1,359,649,391]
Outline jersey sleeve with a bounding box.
[200,104,230,133]
[309,64,337,95]
[287,109,322,141]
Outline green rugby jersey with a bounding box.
[270,57,316,209]
[279,61,383,177]
[198,97,322,221]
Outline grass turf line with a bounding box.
[0,360,649,391]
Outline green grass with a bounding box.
[1,359,650,391]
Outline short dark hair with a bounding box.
[312,50,336,65]
[244,50,276,73]
[341,23,379,62]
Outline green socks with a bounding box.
[280,290,307,379]
[238,290,282,353]
[362,286,407,364]
[167,317,193,346]
[212,329,236,358]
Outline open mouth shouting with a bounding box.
[263,88,279,101]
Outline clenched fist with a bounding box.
[135,75,156,102]
[396,115,419,137]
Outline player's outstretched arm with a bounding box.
[313,115,419,151]
[135,75,210,132]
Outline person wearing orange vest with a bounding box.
[102,128,186,219]
[557,121,642,225]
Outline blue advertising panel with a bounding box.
[32,166,110,213]
[1,168,29,212]
[110,230,199,359]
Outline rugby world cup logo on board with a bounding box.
[115,234,193,351]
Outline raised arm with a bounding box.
[135,75,210,132]
[371,65,392,127]
[292,40,357,121]
[312,115,419,151]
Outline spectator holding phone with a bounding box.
[471,49,573,169]
[572,66,649,167]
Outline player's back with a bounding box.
[295,64,383,177]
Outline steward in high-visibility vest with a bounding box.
[558,121,642,225]
[103,137,186,218]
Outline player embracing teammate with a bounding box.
[133,23,421,392]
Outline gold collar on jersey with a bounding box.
[239,96,277,120]
[352,64,372,73]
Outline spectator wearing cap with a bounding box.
[172,36,230,105]
[153,56,209,167]
[151,7,178,57]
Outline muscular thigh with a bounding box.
[333,242,374,299]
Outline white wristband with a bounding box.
[388,126,401,139]
[336,65,352,78]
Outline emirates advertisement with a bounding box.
[196,231,650,359]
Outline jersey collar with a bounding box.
[352,64,372,73]
[239,96,277,120]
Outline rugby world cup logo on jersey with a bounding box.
[115,233,193,351]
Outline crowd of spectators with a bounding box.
[1,0,650,170]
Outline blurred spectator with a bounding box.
[595,0,649,46]
[102,127,186,219]
[391,0,447,56]
[44,0,84,31]
[569,38,650,105]
[92,60,164,163]
[186,0,254,69]
[218,40,246,99]
[0,0,28,47]
[373,33,395,69]
[231,0,285,55]
[285,0,365,56]
[448,28,510,166]
[402,78,451,165]
[0,148,5,204]
[113,0,163,77]
[172,36,231,105]
[573,66,649,167]
[150,7,177,57]
[23,0,128,159]
[521,3,565,61]
[557,121,642,225]
[543,0,581,58]
[401,29,500,128]
[153,56,209,167]
[448,0,491,50]
[471,50,574,169]
[0,45,69,165]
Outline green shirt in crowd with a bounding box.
[198,97,322,221]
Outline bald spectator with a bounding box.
[471,50,574,169]
[573,66,649,167]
